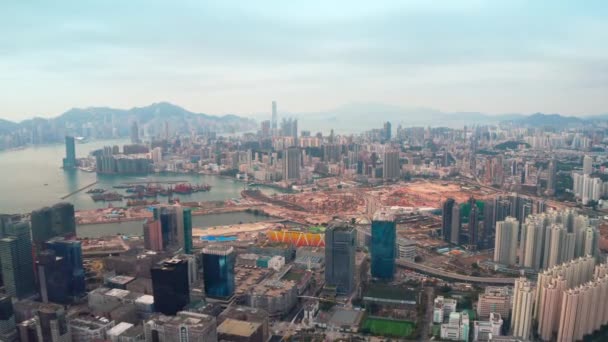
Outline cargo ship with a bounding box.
[91,192,123,202]
[172,183,212,194]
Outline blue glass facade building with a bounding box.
[37,249,70,304]
[202,245,235,298]
[371,214,396,280]
[45,238,86,300]
[62,136,76,169]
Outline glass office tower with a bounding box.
[371,212,396,281]
[202,245,235,298]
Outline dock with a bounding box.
[60,181,98,200]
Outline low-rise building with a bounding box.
[69,314,115,342]
[477,287,511,320]
[218,306,269,342]
[474,313,503,341]
[143,311,217,342]
[217,318,264,342]
[433,296,457,323]
[248,279,298,317]
[441,311,469,341]
[397,238,417,261]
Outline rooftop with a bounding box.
[108,275,135,285]
[70,315,113,330]
[217,318,261,337]
[328,308,365,327]
[327,221,354,232]
[107,322,133,337]
[203,245,234,255]
[148,311,215,328]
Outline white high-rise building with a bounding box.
[544,262,608,342]
[511,277,535,340]
[572,173,605,205]
[494,217,519,265]
[583,155,593,175]
[535,256,599,340]
[520,220,544,270]
[519,209,598,271]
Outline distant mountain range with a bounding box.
[7,102,255,128]
[276,103,608,133]
[0,102,257,143]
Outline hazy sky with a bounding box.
[1,0,607,121]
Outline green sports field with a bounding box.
[361,317,415,337]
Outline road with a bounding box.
[355,226,516,285]
[397,260,516,285]
[419,286,435,342]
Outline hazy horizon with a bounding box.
[2,1,608,121]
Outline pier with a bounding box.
[60,181,98,200]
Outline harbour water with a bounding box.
[0,139,282,214]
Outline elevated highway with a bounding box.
[396,260,516,285]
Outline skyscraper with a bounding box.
[547,158,557,195]
[45,237,86,301]
[371,211,396,280]
[0,296,17,342]
[468,197,479,249]
[30,203,76,252]
[482,199,495,248]
[130,121,140,143]
[280,117,298,142]
[36,249,70,304]
[62,136,76,169]
[494,217,519,265]
[383,121,391,141]
[271,101,277,134]
[283,147,301,181]
[0,222,36,299]
[382,150,400,180]
[159,207,177,249]
[520,220,544,270]
[450,204,461,245]
[183,208,193,254]
[151,258,190,315]
[442,198,455,243]
[511,277,535,340]
[143,218,163,251]
[202,245,236,298]
[324,222,356,295]
[583,155,593,175]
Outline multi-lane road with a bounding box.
[396,260,516,285]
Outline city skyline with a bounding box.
[2,1,608,121]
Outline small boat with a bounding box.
[86,188,106,194]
